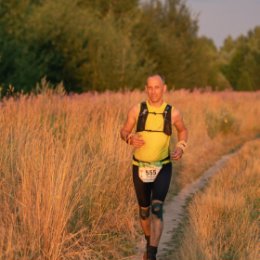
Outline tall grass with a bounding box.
[172,139,260,260]
[0,85,259,259]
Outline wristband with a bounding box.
[126,133,134,144]
[176,140,187,152]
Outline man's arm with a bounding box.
[120,105,145,148]
[120,105,137,142]
[171,108,188,160]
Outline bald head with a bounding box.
[146,75,165,86]
[145,75,167,105]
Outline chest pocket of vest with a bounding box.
[136,102,172,136]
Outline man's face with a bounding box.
[145,76,166,104]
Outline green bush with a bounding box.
[205,109,239,139]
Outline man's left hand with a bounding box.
[171,147,183,160]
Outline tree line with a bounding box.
[0,0,259,95]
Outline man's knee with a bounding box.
[139,206,150,220]
[151,201,163,220]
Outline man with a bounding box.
[120,75,188,260]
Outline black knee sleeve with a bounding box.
[139,207,150,220]
[151,202,163,220]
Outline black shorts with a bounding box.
[132,162,172,207]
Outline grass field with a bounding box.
[0,85,259,259]
[172,139,260,260]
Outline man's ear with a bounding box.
[163,84,167,92]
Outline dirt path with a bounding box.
[128,151,235,260]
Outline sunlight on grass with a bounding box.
[173,139,260,260]
[0,85,259,259]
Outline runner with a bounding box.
[120,75,188,260]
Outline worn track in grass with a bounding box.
[127,150,236,260]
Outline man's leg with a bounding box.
[132,165,152,259]
[140,206,151,236]
[139,206,151,259]
[146,200,163,260]
[148,162,172,260]
[150,200,163,246]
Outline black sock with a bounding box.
[147,245,157,260]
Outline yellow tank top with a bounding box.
[133,101,173,165]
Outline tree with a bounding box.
[221,26,260,91]
[0,0,153,92]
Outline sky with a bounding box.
[185,0,260,48]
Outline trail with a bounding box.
[128,151,236,260]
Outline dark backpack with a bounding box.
[136,102,172,136]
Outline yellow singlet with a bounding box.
[133,101,173,165]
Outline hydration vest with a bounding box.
[136,102,172,136]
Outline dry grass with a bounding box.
[172,139,260,260]
[0,85,259,259]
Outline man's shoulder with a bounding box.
[128,103,140,118]
[171,107,182,124]
[171,106,179,114]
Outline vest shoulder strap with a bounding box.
[136,102,148,132]
[163,104,172,135]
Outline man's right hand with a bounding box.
[129,133,145,148]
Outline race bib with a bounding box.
[138,164,162,183]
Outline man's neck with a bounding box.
[147,99,164,107]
